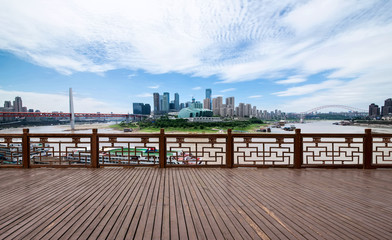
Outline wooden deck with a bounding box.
[1,168,392,239]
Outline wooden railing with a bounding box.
[0,129,391,169]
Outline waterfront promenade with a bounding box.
[1,167,392,239]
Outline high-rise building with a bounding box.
[245,104,251,117]
[142,104,151,115]
[226,97,235,117]
[382,98,392,116]
[169,102,176,111]
[212,97,222,116]
[4,101,12,108]
[162,92,170,113]
[133,103,151,115]
[22,107,27,112]
[174,93,180,111]
[238,103,245,118]
[13,96,23,112]
[203,98,211,110]
[219,104,227,117]
[206,89,212,99]
[369,103,380,117]
[133,103,144,114]
[153,93,160,114]
[226,97,235,108]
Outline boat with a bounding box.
[62,147,201,165]
[0,143,51,164]
[283,125,296,131]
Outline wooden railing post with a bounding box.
[91,129,99,168]
[363,129,373,169]
[226,129,234,168]
[159,129,166,168]
[294,128,303,169]
[22,128,30,168]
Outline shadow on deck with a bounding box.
[0,168,392,239]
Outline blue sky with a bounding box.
[1,0,392,113]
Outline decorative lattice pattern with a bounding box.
[29,136,91,166]
[99,135,160,166]
[373,137,392,164]
[233,137,294,166]
[303,137,363,165]
[166,136,226,165]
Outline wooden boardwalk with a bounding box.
[0,168,392,239]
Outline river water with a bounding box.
[0,120,391,134]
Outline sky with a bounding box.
[0,0,392,113]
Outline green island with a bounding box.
[110,117,267,133]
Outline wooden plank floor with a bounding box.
[1,168,392,239]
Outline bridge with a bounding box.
[299,105,367,122]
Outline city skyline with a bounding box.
[1,1,392,113]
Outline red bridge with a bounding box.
[0,112,145,118]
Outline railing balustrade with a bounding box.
[0,128,391,169]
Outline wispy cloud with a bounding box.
[135,93,152,98]
[248,95,262,98]
[148,85,159,89]
[192,86,202,90]
[220,88,236,93]
[276,77,307,85]
[273,80,342,97]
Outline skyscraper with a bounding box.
[369,103,380,117]
[226,97,235,116]
[212,97,222,116]
[153,93,160,114]
[13,96,23,112]
[162,92,170,113]
[174,93,180,111]
[203,98,211,110]
[205,89,212,110]
[238,103,245,118]
[206,89,212,99]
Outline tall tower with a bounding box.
[69,88,75,130]
[153,93,160,114]
[174,93,180,111]
[205,89,212,99]
[162,92,170,113]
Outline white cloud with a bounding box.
[0,0,392,108]
[220,88,236,93]
[273,80,342,97]
[277,69,392,112]
[147,85,159,89]
[276,77,306,85]
[192,86,202,90]
[248,95,262,99]
[0,89,129,113]
[135,93,152,98]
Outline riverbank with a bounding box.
[109,123,265,133]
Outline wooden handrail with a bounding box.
[2,128,391,169]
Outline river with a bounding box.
[0,120,391,134]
